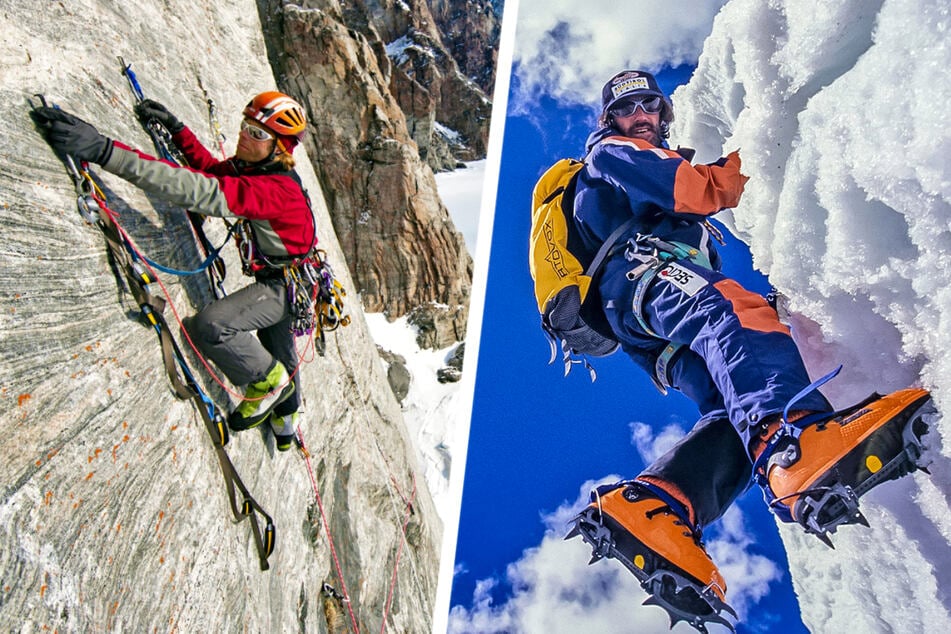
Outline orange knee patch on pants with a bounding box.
[713,279,790,335]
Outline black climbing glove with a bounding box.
[134,99,184,134]
[31,107,113,164]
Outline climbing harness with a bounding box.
[234,211,351,351]
[651,341,683,395]
[32,94,275,571]
[625,234,712,338]
[118,56,229,299]
[280,251,351,352]
[617,233,720,393]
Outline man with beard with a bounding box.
[560,70,932,631]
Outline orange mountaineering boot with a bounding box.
[757,388,935,546]
[566,480,736,633]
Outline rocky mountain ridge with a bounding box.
[260,0,500,344]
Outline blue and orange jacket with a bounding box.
[573,127,748,272]
[102,126,317,261]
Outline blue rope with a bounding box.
[782,365,842,424]
[130,224,235,277]
[143,251,220,276]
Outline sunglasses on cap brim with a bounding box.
[608,96,664,117]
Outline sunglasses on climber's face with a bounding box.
[609,96,664,117]
[240,119,275,141]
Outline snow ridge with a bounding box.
[672,0,951,630]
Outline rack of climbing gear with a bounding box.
[308,250,351,354]
[31,93,276,571]
[118,56,230,299]
[276,250,351,352]
[233,208,351,353]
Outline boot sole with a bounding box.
[567,497,737,632]
[770,389,933,533]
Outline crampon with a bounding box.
[763,388,936,547]
[566,483,737,633]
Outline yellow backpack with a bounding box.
[529,159,635,377]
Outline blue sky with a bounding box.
[449,56,810,633]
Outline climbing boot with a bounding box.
[270,411,299,452]
[566,480,736,633]
[228,362,295,432]
[759,387,934,546]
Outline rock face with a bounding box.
[0,0,464,630]
[257,0,499,343]
[427,0,501,96]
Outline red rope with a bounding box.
[94,196,315,403]
[296,428,361,634]
[380,473,417,633]
[91,181,420,632]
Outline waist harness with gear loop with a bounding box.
[282,250,351,352]
[621,234,715,394]
[234,214,351,353]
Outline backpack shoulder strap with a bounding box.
[585,217,637,278]
[551,157,636,279]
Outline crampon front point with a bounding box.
[765,388,936,547]
[566,484,737,633]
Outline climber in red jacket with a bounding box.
[33,92,317,451]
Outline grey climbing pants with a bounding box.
[184,277,300,416]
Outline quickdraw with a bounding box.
[118,56,229,299]
[32,94,275,571]
[312,251,350,333]
[197,74,227,158]
[285,261,318,337]
[284,251,351,353]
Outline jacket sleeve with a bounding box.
[101,141,298,221]
[590,136,748,217]
[171,126,225,171]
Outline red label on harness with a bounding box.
[659,263,707,296]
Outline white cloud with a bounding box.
[704,507,782,617]
[630,420,686,463]
[511,0,729,112]
[448,477,684,633]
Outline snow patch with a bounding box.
[434,160,486,254]
[364,314,464,526]
[385,33,436,66]
[362,156,485,525]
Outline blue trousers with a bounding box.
[600,257,832,526]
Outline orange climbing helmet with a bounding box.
[243,91,307,153]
